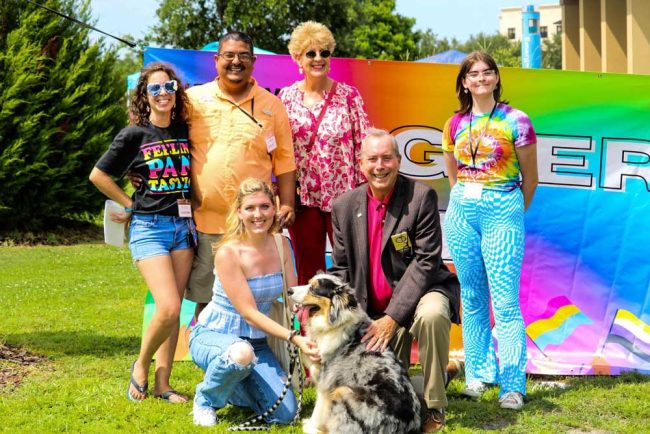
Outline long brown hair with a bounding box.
[455,51,507,114]
[216,178,280,251]
[130,62,189,126]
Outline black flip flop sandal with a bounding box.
[127,361,148,402]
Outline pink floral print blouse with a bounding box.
[279,81,370,212]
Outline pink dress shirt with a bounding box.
[367,189,394,314]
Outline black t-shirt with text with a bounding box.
[96,123,191,216]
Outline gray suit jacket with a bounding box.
[329,175,460,327]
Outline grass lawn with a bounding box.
[1,243,649,433]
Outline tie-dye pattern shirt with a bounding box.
[442,103,536,189]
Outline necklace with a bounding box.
[468,102,498,168]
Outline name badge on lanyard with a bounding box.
[265,133,277,153]
[177,199,192,217]
[463,182,483,199]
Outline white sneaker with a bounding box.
[499,391,524,410]
[193,404,217,426]
[462,380,488,398]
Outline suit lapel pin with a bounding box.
[357,212,363,218]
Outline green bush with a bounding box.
[0,0,126,230]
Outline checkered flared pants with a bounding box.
[444,183,527,397]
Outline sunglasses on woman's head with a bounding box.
[305,49,331,59]
[146,80,178,96]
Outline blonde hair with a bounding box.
[287,21,336,57]
[216,178,279,251]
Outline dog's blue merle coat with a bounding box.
[291,274,424,434]
[317,317,423,434]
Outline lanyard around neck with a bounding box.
[228,98,263,129]
[468,102,498,168]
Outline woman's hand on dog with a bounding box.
[293,335,321,362]
[362,315,398,352]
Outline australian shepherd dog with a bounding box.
[289,273,423,434]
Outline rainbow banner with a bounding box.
[144,47,650,375]
[142,290,196,361]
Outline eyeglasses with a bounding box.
[218,51,254,62]
[305,49,331,59]
[466,69,496,80]
[146,80,178,96]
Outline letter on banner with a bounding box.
[601,139,650,192]
[537,135,595,189]
[392,126,446,179]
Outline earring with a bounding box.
[146,105,150,113]
[299,66,303,75]
[464,88,468,94]
[171,104,176,120]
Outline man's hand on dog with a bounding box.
[362,315,398,352]
[294,335,321,362]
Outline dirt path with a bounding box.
[0,344,46,389]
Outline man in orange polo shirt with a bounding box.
[185,32,296,314]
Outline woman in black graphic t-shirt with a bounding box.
[90,62,193,403]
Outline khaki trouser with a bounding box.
[391,291,451,410]
[185,232,222,304]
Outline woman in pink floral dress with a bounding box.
[279,21,370,284]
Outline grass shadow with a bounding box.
[446,372,650,431]
[445,374,568,431]
[560,372,650,389]
[3,331,141,358]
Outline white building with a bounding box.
[499,3,562,42]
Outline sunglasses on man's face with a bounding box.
[305,49,331,59]
[146,80,178,96]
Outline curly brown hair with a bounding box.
[130,62,189,126]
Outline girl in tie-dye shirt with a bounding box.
[442,103,537,190]
[442,51,538,412]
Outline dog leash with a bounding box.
[228,313,305,431]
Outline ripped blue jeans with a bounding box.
[189,324,297,424]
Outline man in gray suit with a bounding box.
[329,128,460,433]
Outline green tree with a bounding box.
[147,0,420,60]
[336,0,419,60]
[414,29,458,59]
[0,0,126,230]
[542,32,562,69]
[456,32,522,67]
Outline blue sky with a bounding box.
[88,0,558,47]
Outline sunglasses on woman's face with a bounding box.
[146,80,178,96]
[305,49,331,59]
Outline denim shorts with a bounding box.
[128,213,193,262]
